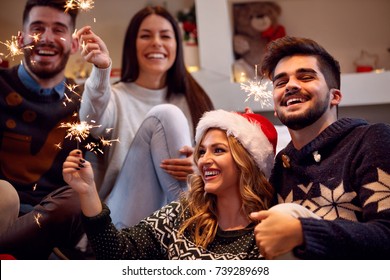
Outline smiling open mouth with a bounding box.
[204,170,220,179]
[286,97,306,106]
[36,49,57,56]
[146,53,165,59]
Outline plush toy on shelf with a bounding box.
[232,1,286,82]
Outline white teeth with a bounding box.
[38,50,55,55]
[147,53,165,59]
[286,98,305,106]
[204,170,219,176]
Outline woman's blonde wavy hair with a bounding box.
[179,129,275,248]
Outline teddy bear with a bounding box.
[232,1,286,82]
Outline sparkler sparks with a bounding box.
[0,35,33,60]
[78,0,95,12]
[64,0,95,13]
[59,121,101,143]
[85,137,120,154]
[80,40,87,53]
[34,213,42,228]
[100,136,120,147]
[64,0,77,13]
[63,82,81,106]
[240,65,273,108]
[29,33,41,43]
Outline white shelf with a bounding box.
[340,71,390,106]
[193,70,390,112]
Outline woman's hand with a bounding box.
[75,26,111,69]
[63,149,94,194]
[63,149,102,217]
[160,145,194,181]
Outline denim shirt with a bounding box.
[17,63,65,99]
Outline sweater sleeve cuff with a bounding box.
[85,61,112,90]
[82,203,112,233]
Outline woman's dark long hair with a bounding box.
[120,6,214,131]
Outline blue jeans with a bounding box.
[105,104,192,228]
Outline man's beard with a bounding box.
[277,92,331,130]
[23,47,70,79]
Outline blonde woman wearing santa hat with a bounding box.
[62,109,277,259]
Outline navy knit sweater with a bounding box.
[0,66,86,205]
[270,118,390,259]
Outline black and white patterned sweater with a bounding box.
[83,201,262,260]
[270,118,390,259]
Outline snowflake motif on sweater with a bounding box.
[363,168,390,212]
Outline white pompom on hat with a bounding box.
[195,109,278,179]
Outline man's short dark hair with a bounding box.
[23,0,78,29]
[261,36,341,90]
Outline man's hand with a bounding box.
[250,210,304,259]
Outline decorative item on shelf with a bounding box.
[177,4,197,46]
[177,4,199,72]
[354,50,378,73]
[232,1,286,83]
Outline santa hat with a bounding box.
[195,109,277,179]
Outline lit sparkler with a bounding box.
[64,0,77,13]
[78,0,95,12]
[240,65,273,108]
[0,35,34,60]
[64,0,95,13]
[59,121,101,145]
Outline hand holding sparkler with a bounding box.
[63,149,102,217]
[76,26,110,69]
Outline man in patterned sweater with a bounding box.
[251,36,390,259]
[0,0,87,259]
